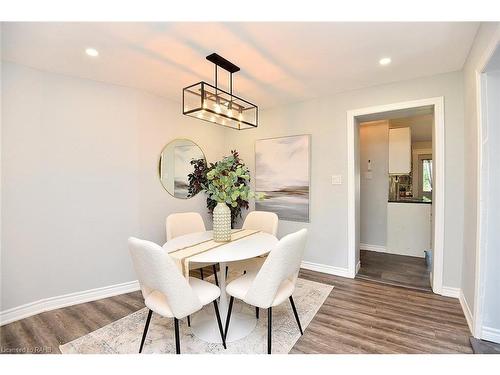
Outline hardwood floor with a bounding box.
[357,249,432,291]
[291,269,470,353]
[0,268,472,354]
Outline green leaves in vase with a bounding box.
[188,150,263,225]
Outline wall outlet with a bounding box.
[331,175,342,185]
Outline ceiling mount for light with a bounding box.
[183,53,258,130]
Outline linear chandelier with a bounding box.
[183,53,258,130]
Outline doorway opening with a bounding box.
[347,97,445,295]
[355,108,433,291]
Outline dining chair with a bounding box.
[128,237,226,354]
[166,212,219,286]
[224,228,308,354]
[228,211,279,274]
[242,211,279,236]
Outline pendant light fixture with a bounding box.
[183,53,258,130]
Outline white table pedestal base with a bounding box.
[190,261,259,343]
[190,308,257,343]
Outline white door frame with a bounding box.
[346,97,445,295]
[473,39,500,339]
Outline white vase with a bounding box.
[213,202,231,242]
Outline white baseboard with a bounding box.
[301,260,352,278]
[356,260,361,274]
[0,280,140,326]
[482,326,500,344]
[441,286,460,298]
[459,289,474,334]
[360,243,387,253]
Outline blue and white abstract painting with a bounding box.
[255,135,310,222]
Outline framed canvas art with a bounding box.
[255,134,310,222]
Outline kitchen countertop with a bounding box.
[388,198,432,204]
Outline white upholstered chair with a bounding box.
[166,212,220,285]
[242,211,279,236]
[166,212,206,240]
[224,228,308,354]
[227,211,279,275]
[128,237,226,354]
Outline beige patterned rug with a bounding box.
[60,277,332,354]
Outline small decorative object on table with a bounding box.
[188,150,263,242]
[213,202,232,242]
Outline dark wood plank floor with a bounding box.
[357,249,432,291]
[0,268,471,354]
[470,338,500,354]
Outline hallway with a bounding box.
[357,250,431,291]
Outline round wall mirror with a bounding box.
[158,139,206,199]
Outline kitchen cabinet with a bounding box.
[387,202,432,257]
[389,127,411,174]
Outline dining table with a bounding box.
[162,229,278,343]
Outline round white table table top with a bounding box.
[162,229,278,263]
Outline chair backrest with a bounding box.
[242,211,279,236]
[166,212,206,241]
[128,237,203,318]
[243,229,308,308]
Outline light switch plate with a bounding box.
[331,175,342,185]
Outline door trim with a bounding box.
[473,39,500,339]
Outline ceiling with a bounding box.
[360,106,434,142]
[357,105,434,123]
[1,22,479,109]
[389,114,433,142]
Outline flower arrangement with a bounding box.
[188,150,262,226]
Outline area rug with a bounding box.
[60,277,332,354]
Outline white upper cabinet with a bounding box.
[388,127,411,174]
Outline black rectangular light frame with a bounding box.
[182,81,258,130]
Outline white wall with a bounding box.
[225,71,465,288]
[1,62,226,311]
[461,23,500,316]
[359,121,388,248]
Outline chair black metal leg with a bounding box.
[200,268,204,280]
[224,296,234,341]
[213,264,219,287]
[174,318,180,354]
[267,307,272,354]
[213,300,227,349]
[225,265,228,278]
[256,307,259,319]
[139,309,153,353]
[289,296,303,335]
[187,315,191,327]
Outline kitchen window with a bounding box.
[422,159,432,192]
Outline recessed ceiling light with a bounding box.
[379,57,391,66]
[85,48,99,57]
